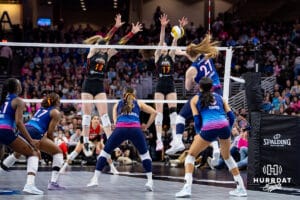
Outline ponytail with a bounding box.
[0,83,8,107]
[41,92,60,108]
[0,78,19,107]
[199,77,214,108]
[200,91,214,108]
[186,34,219,59]
[121,92,135,114]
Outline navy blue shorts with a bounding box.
[26,126,44,140]
[200,126,231,142]
[0,128,18,145]
[104,127,148,155]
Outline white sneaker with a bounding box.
[165,141,185,155]
[110,164,119,175]
[23,184,44,195]
[145,180,153,191]
[170,139,176,147]
[229,188,247,197]
[175,184,191,198]
[87,176,99,187]
[156,140,164,151]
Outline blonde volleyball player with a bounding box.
[166,35,221,168]
[175,77,247,198]
[87,87,157,191]
[77,14,142,173]
[154,13,188,151]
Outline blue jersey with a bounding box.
[191,54,221,87]
[26,107,54,134]
[0,94,17,129]
[116,100,140,127]
[196,93,229,131]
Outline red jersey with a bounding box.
[89,125,101,140]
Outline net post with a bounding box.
[223,47,233,102]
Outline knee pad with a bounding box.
[169,108,177,126]
[100,150,111,160]
[82,115,91,127]
[184,154,195,166]
[176,115,186,125]
[52,153,64,171]
[224,156,238,171]
[101,113,111,128]
[27,156,39,174]
[140,151,152,161]
[155,112,163,126]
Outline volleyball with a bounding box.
[171,25,182,39]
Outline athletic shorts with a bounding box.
[26,125,44,140]
[82,78,105,96]
[0,128,18,145]
[155,77,175,95]
[199,126,231,142]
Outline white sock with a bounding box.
[51,171,59,183]
[3,154,18,169]
[211,141,220,162]
[59,162,68,173]
[68,151,78,161]
[157,132,162,142]
[176,134,183,143]
[94,170,101,179]
[184,173,193,186]
[83,136,89,144]
[234,174,245,189]
[146,172,153,182]
[26,174,35,185]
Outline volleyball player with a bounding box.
[0,78,42,195]
[1,92,66,190]
[166,35,221,167]
[86,87,156,191]
[175,77,247,197]
[154,14,188,151]
[78,14,142,172]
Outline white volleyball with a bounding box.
[171,25,182,39]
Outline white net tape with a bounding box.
[0,42,230,51]
[0,42,233,103]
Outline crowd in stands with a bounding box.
[1,9,300,169]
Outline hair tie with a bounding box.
[47,97,51,106]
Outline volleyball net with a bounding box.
[0,42,234,105]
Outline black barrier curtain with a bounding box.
[248,112,300,191]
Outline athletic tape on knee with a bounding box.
[224,156,238,171]
[82,114,91,127]
[52,153,64,170]
[101,113,111,127]
[176,115,186,125]
[27,156,39,174]
[155,112,163,125]
[100,150,111,160]
[140,151,151,161]
[184,155,195,166]
[169,111,177,126]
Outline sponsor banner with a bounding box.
[248,112,300,192]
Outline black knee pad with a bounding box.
[80,136,84,144]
